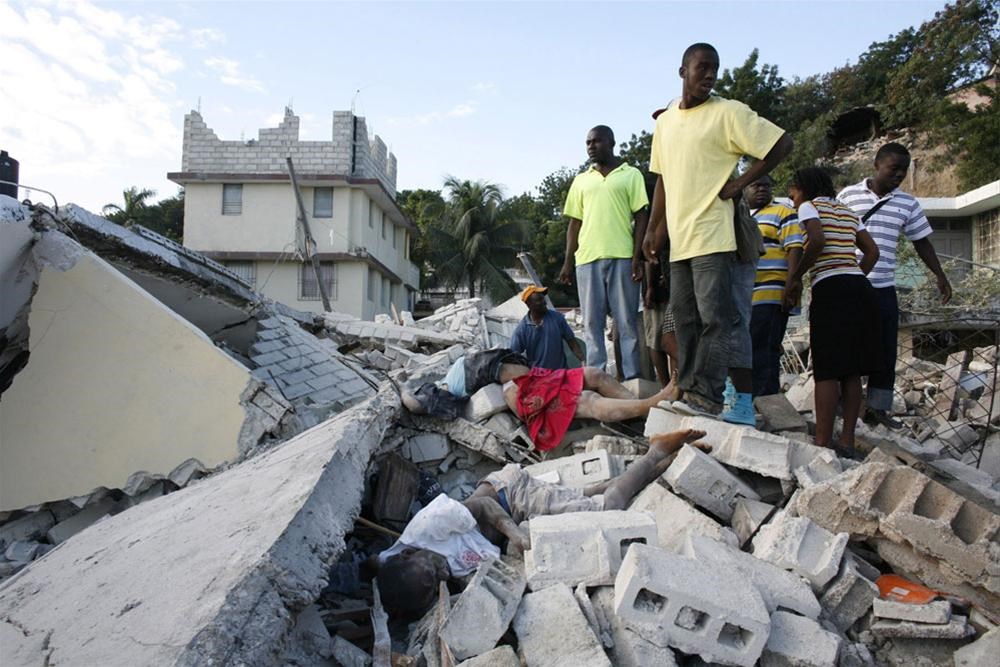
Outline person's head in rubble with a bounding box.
[521,285,549,319]
[375,547,450,617]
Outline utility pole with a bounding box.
[286,157,332,312]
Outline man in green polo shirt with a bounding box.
[559,125,649,380]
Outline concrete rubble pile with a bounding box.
[2,201,999,665]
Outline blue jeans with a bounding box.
[750,304,789,396]
[867,286,899,411]
[670,252,733,405]
[576,258,641,379]
[730,258,757,370]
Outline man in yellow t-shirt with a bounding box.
[644,43,793,415]
[559,125,649,380]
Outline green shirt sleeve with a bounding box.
[563,175,584,219]
[629,168,650,212]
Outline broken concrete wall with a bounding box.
[0,228,282,510]
[0,388,400,666]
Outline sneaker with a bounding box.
[672,393,722,418]
[722,392,756,426]
[723,377,737,412]
[864,408,902,430]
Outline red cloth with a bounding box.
[513,367,584,451]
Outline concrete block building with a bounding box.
[169,108,419,318]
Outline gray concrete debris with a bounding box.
[330,635,373,667]
[0,388,400,667]
[589,586,678,667]
[402,432,451,464]
[953,625,999,667]
[122,471,166,497]
[168,458,210,488]
[731,497,775,546]
[0,511,55,549]
[873,598,952,624]
[4,540,44,563]
[755,393,809,433]
[455,645,519,667]
[870,615,975,639]
[760,610,842,667]
[45,496,124,545]
[440,558,526,660]
[512,583,611,667]
[819,554,879,632]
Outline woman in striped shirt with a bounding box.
[783,167,881,457]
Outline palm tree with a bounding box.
[427,177,529,301]
[103,186,156,225]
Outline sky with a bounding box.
[1,0,949,213]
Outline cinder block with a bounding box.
[440,558,526,660]
[456,645,520,667]
[712,429,793,480]
[663,444,761,521]
[755,393,809,433]
[465,384,508,422]
[954,626,1000,667]
[482,412,519,437]
[523,450,615,489]
[793,462,1000,596]
[794,450,843,489]
[524,511,657,590]
[752,512,848,591]
[785,376,815,412]
[403,433,451,463]
[614,543,770,667]
[512,583,611,667]
[872,598,951,624]
[818,554,879,631]
[644,406,687,437]
[760,611,842,667]
[682,535,821,619]
[679,414,742,446]
[731,497,775,546]
[628,482,739,553]
[590,587,678,667]
[870,615,974,639]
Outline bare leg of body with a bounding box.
[574,382,677,422]
[838,375,863,449]
[813,379,840,448]
[603,429,708,509]
[660,331,682,401]
[582,367,637,399]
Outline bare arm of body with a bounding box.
[856,229,880,275]
[912,237,952,303]
[643,175,667,261]
[783,217,825,312]
[560,218,582,284]
[632,208,650,282]
[463,490,530,554]
[719,133,794,200]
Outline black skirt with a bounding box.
[809,274,883,382]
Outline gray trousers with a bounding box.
[670,252,734,405]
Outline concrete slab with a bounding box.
[440,558,526,660]
[712,429,793,480]
[456,645,520,667]
[512,583,611,667]
[628,482,739,552]
[873,598,951,624]
[524,510,657,589]
[871,615,974,639]
[524,450,615,489]
[0,389,400,667]
[755,394,809,433]
[682,535,821,619]
[953,626,1000,667]
[760,610,842,667]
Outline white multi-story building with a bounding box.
[169,108,420,319]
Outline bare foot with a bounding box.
[664,378,681,403]
[649,428,707,456]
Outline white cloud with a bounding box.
[0,1,200,210]
[448,103,475,117]
[471,82,497,94]
[190,27,225,49]
[205,56,266,93]
[386,101,478,127]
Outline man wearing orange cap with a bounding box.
[510,285,585,370]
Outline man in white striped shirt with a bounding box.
[837,142,951,429]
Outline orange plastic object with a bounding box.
[876,574,941,604]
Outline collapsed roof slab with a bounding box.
[0,227,289,511]
[0,388,401,666]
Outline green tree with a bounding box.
[715,49,786,125]
[428,177,529,301]
[782,75,832,133]
[397,188,445,283]
[826,28,917,115]
[134,190,185,242]
[935,82,1000,190]
[882,0,999,128]
[103,186,156,225]
[529,167,579,305]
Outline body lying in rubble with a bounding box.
[402,348,679,451]
[372,428,709,617]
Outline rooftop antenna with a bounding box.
[197,96,202,113]
[351,88,361,114]
[287,97,293,113]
